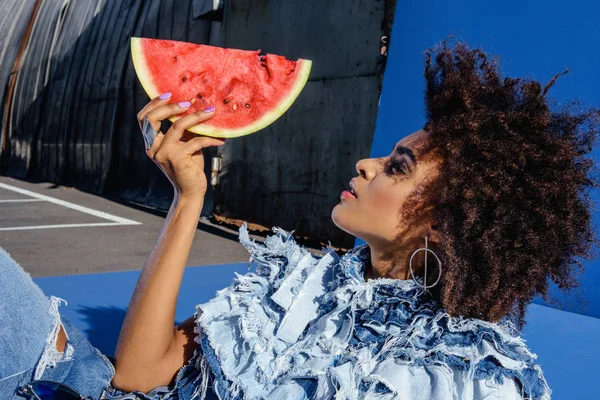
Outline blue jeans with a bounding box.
[0,246,118,398]
[0,247,220,400]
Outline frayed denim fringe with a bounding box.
[33,296,74,381]
[187,222,551,400]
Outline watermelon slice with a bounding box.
[130,37,312,138]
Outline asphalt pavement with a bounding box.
[0,176,299,277]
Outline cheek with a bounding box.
[364,180,406,215]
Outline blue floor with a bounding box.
[34,264,600,400]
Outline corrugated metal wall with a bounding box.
[0,0,38,156]
[216,0,394,246]
[1,0,219,212]
[0,0,395,248]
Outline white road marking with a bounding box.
[0,223,127,231]
[0,182,141,226]
[0,199,45,203]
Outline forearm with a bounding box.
[114,192,203,380]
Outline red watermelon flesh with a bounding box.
[131,37,312,138]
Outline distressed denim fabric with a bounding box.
[0,246,187,400]
[0,247,115,398]
[185,222,552,400]
[0,218,553,400]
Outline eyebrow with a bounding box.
[392,145,417,165]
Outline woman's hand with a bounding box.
[137,94,225,199]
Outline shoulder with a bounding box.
[207,222,336,295]
[236,221,316,286]
[191,223,342,398]
[403,309,552,400]
[232,222,343,292]
[351,288,551,400]
[193,220,342,322]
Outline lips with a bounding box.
[340,179,358,202]
[349,179,358,198]
[340,190,356,201]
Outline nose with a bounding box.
[355,157,378,181]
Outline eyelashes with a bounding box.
[390,159,408,175]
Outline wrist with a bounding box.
[173,190,205,210]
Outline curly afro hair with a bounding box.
[418,39,600,329]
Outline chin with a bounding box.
[331,203,355,237]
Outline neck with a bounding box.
[364,239,432,282]
[364,249,413,281]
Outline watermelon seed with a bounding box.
[233,104,238,110]
[182,76,188,82]
[197,93,202,99]
[223,99,230,104]
[245,103,250,108]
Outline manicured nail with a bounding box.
[178,101,191,108]
[159,92,172,100]
[203,105,216,113]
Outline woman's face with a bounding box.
[332,129,441,248]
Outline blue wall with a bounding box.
[358,0,600,319]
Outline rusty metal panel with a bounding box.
[3,0,69,177]
[2,0,214,208]
[0,0,37,136]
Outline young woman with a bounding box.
[1,40,597,399]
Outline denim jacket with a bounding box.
[185,223,551,400]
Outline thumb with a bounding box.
[185,136,226,154]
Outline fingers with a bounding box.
[139,95,218,166]
[145,108,219,161]
[185,136,226,155]
[144,101,193,131]
[136,92,173,129]
[146,132,166,159]
[163,108,216,145]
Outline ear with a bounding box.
[427,223,442,243]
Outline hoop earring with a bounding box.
[409,235,442,289]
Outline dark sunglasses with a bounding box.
[18,380,93,400]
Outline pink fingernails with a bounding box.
[178,101,191,108]
[203,105,216,113]
[159,92,172,100]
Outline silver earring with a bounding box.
[409,235,442,289]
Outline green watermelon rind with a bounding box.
[131,37,312,139]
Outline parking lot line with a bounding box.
[0,222,127,231]
[0,199,45,203]
[0,182,141,226]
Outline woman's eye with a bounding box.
[391,160,407,175]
